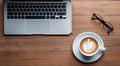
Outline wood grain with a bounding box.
[72,1,120,16]
[0,0,120,66]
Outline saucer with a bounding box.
[72,32,104,63]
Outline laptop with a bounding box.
[4,0,72,35]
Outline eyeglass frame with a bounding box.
[91,13,114,35]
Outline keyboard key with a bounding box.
[43,13,45,15]
[45,9,48,12]
[50,12,53,15]
[42,9,44,11]
[7,16,10,19]
[54,13,56,15]
[58,6,61,8]
[56,9,58,11]
[47,16,49,19]
[15,6,18,8]
[18,16,20,19]
[11,16,13,19]
[18,13,21,15]
[36,12,39,15]
[63,9,66,11]
[59,16,62,19]
[62,6,66,8]
[60,9,62,11]
[50,16,55,19]
[15,16,17,19]
[52,9,55,11]
[15,13,17,15]
[54,6,57,8]
[7,4,11,8]
[21,16,24,19]
[25,13,28,15]
[26,16,45,19]
[11,5,14,8]
[7,9,12,11]
[7,12,13,15]
[57,13,66,15]
[47,13,49,15]
[63,16,66,19]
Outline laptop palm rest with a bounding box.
[27,21,49,34]
[4,21,27,34]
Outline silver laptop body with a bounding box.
[4,0,72,35]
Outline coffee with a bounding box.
[79,37,99,56]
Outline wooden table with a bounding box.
[0,0,120,66]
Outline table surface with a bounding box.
[0,0,120,66]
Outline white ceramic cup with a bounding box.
[79,37,106,57]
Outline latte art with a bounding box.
[82,39,97,53]
[80,37,98,55]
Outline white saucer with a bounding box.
[72,32,104,63]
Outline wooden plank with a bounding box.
[0,51,119,66]
[72,1,120,16]
[0,36,120,52]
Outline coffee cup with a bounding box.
[79,37,106,57]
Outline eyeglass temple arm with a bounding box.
[92,13,113,32]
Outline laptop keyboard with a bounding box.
[7,2,67,19]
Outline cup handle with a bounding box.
[99,47,106,53]
[100,47,106,51]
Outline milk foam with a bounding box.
[83,39,95,52]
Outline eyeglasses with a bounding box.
[91,13,114,35]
